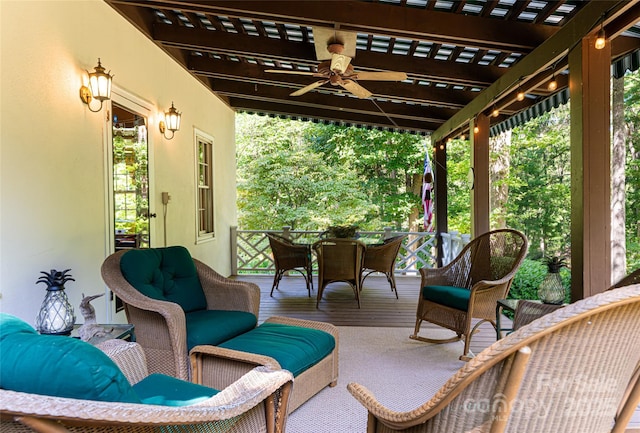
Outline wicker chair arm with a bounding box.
[190,345,282,370]
[0,367,293,426]
[97,340,148,385]
[194,259,260,316]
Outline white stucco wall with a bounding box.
[0,0,237,325]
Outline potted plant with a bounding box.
[326,225,358,238]
[538,256,568,304]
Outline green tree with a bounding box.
[236,115,375,230]
[505,106,571,259]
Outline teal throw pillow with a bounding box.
[0,314,140,403]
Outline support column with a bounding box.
[569,36,611,300]
[471,114,490,237]
[434,139,447,267]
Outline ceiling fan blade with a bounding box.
[340,79,373,99]
[330,53,352,74]
[291,80,329,97]
[352,71,408,81]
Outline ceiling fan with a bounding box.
[265,27,407,99]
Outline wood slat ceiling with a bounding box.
[106,0,640,137]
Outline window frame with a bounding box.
[194,129,215,243]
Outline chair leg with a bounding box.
[270,271,283,296]
[387,272,398,299]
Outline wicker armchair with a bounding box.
[1,338,293,433]
[349,284,640,433]
[101,248,261,380]
[411,229,528,360]
[360,235,407,298]
[313,238,366,308]
[267,233,313,297]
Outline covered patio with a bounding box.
[107,0,640,300]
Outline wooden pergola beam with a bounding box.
[431,1,633,143]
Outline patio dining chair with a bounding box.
[267,233,313,297]
[349,284,640,433]
[411,229,529,360]
[313,238,366,308]
[360,234,407,298]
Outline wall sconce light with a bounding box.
[595,26,606,50]
[79,59,113,112]
[159,102,182,140]
[548,74,557,91]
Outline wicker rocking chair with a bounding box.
[411,229,528,360]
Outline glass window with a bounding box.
[196,130,215,241]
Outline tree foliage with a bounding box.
[236,114,425,231]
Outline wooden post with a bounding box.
[569,35,611,300]
[230,226,238,275]
[471,114,490,237]
[434,139,447,267]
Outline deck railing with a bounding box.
[231,227,470,276]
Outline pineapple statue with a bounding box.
[35,269,76,335]
[538,256,567,304]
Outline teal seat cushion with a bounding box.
[422,285,470,311]
[185,310,257,350]
[133,373,219,406]
[120,246,207,313]
[219,323,335,377]
[0,313,140,404]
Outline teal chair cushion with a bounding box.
[0,314,140,404]
[219,323,335,377]
[185,310,257,351]
[120,246,207,313]
[133,373,219,406]
[422,285,470,311]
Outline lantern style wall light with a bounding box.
[79,59,113,112]
[159,102,182,140]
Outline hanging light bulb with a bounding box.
[474,125,479,134]
[516,87,525,101]
[492,105,499,117]
[548,75,557,91]
[595,26,606,50]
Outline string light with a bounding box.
[492,105,500,117]
[516,87,525,101]
[595,26,606,49]
[474,125,479,134]
[548,74,557,91]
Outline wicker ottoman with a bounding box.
[190,316,339,413]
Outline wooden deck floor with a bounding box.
[233,274,501,356]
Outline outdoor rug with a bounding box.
[287,326,466,432]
